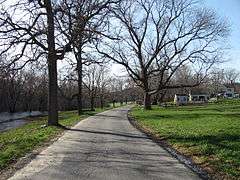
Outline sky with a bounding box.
[202,0,240,69]
[111,0,240,75]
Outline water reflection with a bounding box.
[0,111,47,132]
[0,119,27,132]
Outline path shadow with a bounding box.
[93,114,125,119]
[63,127,150,140]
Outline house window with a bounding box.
[193,96,198,101]
[199,96,205,101]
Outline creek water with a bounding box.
[0,111,47,132]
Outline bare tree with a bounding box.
[97,0,229,109]
[115,76,127,105]
[22,70,39,112]
[223,68,240,84]
[55,0,118,114]
[35,71,48,111]
[5,71,23,113]
[58,72,78,111]
[0,0,71,125]
[0,65,49,113]
[96,66,111,109]
[107,75,127,107]
[123,78,143,103]
[208,68,225,95]
[83,64,102,111]
[207,68,240,96]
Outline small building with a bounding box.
[234,93,239,98]
[174,94,188,105]
[224,87,235,98]
[189,89,209,103]
[217,84,240,99]
[189,94,209,102]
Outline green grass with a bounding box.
[0,108,108,170]
[131,100,240,179]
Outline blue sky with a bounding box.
[111,0,240,75]
[203,0,240,69]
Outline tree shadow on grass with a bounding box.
[147,113,240,121]
[169,134,240,153]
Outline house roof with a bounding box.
[175,94,188,96]
[191,94,209,96]
[190,88,208,95]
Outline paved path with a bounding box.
[9,106,200,180]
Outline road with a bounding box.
[9,106,200,180]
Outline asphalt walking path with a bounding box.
[9,106,200,180]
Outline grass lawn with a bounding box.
[131,100,240,179]
[0,108,108,171]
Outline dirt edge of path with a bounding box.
[0,129,68,180]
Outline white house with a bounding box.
[174,94,188,105]
[174,90,210,105]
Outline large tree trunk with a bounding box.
[47,54,58,125]
[144,92,151,110]
[152,93,159,105]
[90,94,95,111]
[158,91,166,105]
[45,0,58,126]
[100,93,104,109]
[77,53,83,115]
[142,76,152,110]
[9,101,16,113]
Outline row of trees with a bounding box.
[207,68,240,96]
[0,63,137,113]
[0,0,229,125]
[150,66,240,104]
[0,0,119,125]
[5,63,238,113]
[0,68,48,113]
